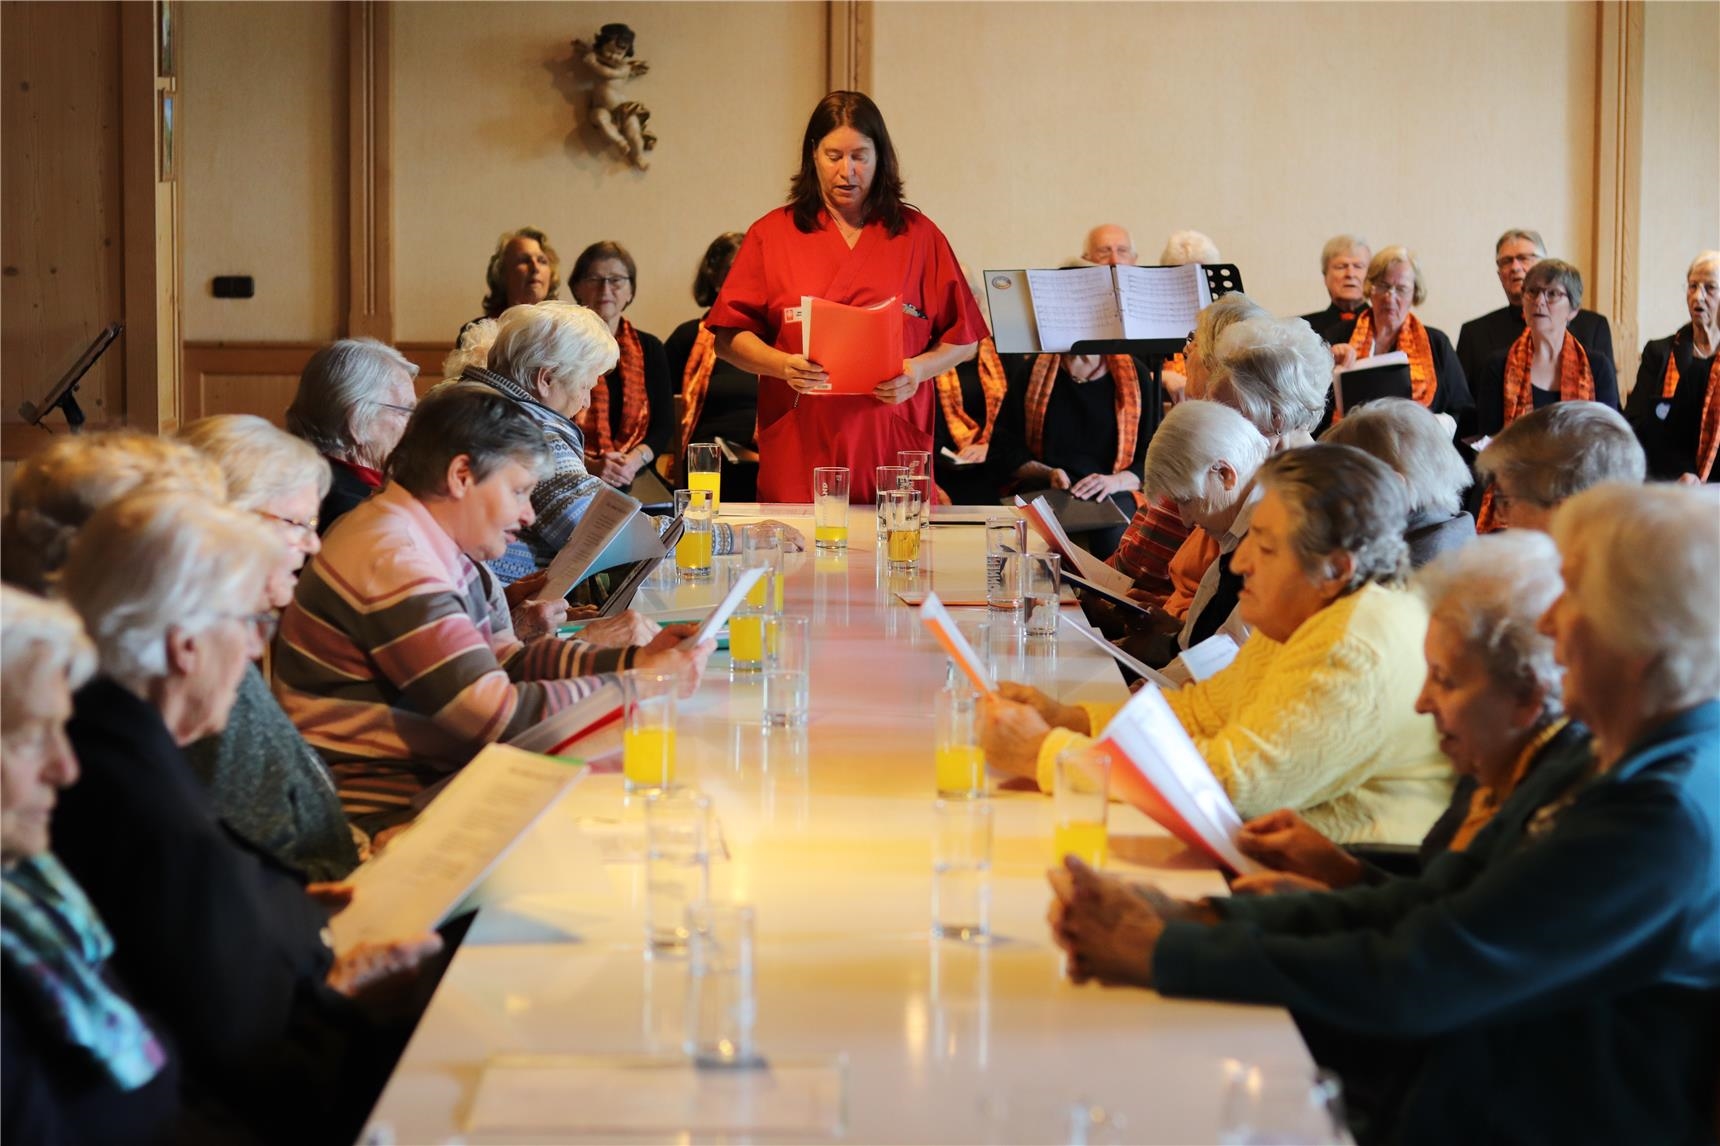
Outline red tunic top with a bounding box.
[707,206,988,502]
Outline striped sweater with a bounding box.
[272,481,632,829]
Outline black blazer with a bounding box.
[1318,312,1473,431]
[1473,344,1621,438]
[1626,325,1718,481]
[55,679,361,1141]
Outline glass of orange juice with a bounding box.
[934,678,985,798]
[686,442,723,516]
[622,669,681,793]
[674,488,713,581]
[812,466,850,551]
[1053,746,1109,868]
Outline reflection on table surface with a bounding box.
[365,507,1311,1145]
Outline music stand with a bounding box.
[18,322,123,434]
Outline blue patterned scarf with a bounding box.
[1,854,167,1089]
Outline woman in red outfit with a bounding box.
[707,91,987,503]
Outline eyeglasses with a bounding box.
[374,401,416,416]
[222,610,280,640]
[578,274,632,290]
[257,509,320,539]
[1370,283,1415,301]
[1496,254,1541,270]
[1523,287,1570,304]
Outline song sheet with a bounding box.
[1115,263,1213,341]
[540,485,657,601]
[1024,266,1123,352]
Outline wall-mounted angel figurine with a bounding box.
[572,24,656,171]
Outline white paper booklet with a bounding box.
[1023,264,1214,352]
[539,484,661,601]
[506,682,624,757]
[1092,685,1262,875]
[1056,611,1178,691]
[918,591,997,694]
[328,745,587,955]
[1015,495,1136,597]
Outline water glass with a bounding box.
[674,488,714,581]
[932,798,992,943]
[875,465,910,536]
[1218,1059,1353,1145]
[686,442,723,516]
[644,791,711,953]
[934,678,984,798]
[684,901,761,1067]
[898,450,933,528]
[623,669,681,793]
[762,614,811,727]
[883,488,923,571]
[985,518,1027,612]
[1053,747,1110,869]
[813,466,850,550]
[1023,552,1062,637]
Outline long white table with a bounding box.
[364,508,1310,1144]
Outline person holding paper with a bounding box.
[981,445,1452,846]
[707,91,987,504]
[1474,401,1645,532]
[51,495,448,1143]
[1455,228,1615,398]
[569,241,674,495]
[988,351,1156,558]
[1471,261,1619,531]
[1626,251,1719,484]
[1231,531,1590,894]
[1047,483,1720,1146]
[275,385,713,832]
[1298,234,1370,334]
[1324,246,1471,426]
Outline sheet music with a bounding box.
[540,485,644,600]
[918,591,997,695]
[1025,266,1123,352]
[1019,495,1136,595]
[1115,264,1212,341]
[330,745,586,955]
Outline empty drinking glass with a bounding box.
[985,518,1027,612]
[932,798,992,943]
[684,901,761,1067]
[762,614,811,727]
[1023,552,1062,637]
[644,791,712,953]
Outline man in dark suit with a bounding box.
[1456,228,1614,389]
[1300,234,1370,333]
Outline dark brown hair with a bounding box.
[570,240,638,304]
[692,232,745,309]
[787,91,909,237]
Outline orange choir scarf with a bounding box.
[1346,310,1437,411]
[578,317,650,464]
[1025,353,1141,475]
[1478,330,1595,532]
[669,321,720,481]
[1662,329,1720,482]
[935,339,1007,450]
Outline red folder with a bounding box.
[802,295,905,395]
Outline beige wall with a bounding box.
[1636,0,1719,375]
[875,1,1597,339]
[392,1,827,344]
[180,1,346,343]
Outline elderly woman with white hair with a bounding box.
[1321,397,1474,566]
[985,445,1453,845]
[1048,482,1719,1145]
[51,491,446,1142]
[1475,400,1645,532]
[1159,229,1220,267]
[1,431,224,592]
[1233,530,1590,895]
[175,415,360,882]
[1107,294,1272,602]
[1627,250,1720,483]
[1326,245,1472,424]
[286,336,421,533]
[1,587,180,1142]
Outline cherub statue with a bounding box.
[572,24,656,171]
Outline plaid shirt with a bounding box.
[1105,493,1192,605]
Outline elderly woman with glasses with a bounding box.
[568,240,674,494]
[1047,483,1720,1146]
[286,337,422,533]
[983,445,1453,846]
[1472,260,1620,530]
[1,587,180,1143]
[1326,245,1472,424]
[176,415,361,882]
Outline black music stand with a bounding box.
[18,322,123,434]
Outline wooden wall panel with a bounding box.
[0,1,126,438]
[183,341,452,426]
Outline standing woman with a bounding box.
[1626,250,1719,483]
[570,241,674,495]
[708,91,988,504]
